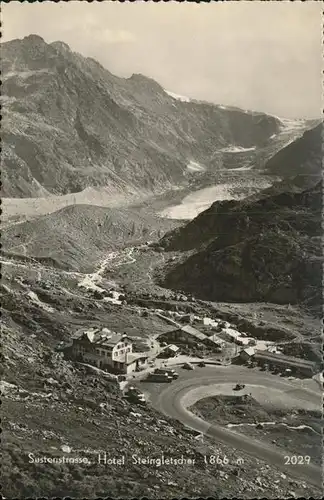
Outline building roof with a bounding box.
[207,333,224,344]
[165,344,179,352]
[98,333,131,347]
[242,347,256,357]
[236,337,252,345]
[254,350,315,368]
[73,328,131,347]
[125,352,149,365]
[223,328,241,339]
[203,317,218,326]
[71,329,87,340]
[178,325,206,341]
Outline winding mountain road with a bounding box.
[149,366,322,488]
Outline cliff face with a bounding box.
[1,35,282,198]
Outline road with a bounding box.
[150,366,322,488]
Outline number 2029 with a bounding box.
[284,455,311,465]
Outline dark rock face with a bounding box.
[160,178,322,309]
[1,36,282,198]
[265,123,322,177]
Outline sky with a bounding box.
[2,1,323,119]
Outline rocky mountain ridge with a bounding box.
[160,180,322,308]
[1,204,181,272]
[264,123,322,177]
[2,34,288,199]
[158,128,322,310]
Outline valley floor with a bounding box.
[2,169,273,225]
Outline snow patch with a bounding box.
[3,69,52,80]
[227,422,318,433]
[164,89,191,103]
[186,161,205,172]
[226,166,253,172]
[0,95,17,104]
[276,117,307,133]
[0,380,18,393]
[103,290,123,306]
[27,291,55,313]
[220,145,256,153]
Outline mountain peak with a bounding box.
[128,73,164,91]
[23,34,45,45]
[129,73,150,81]
[1,35,292,199]
[50,41,71,53]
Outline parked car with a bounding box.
[182,362,194,370]
[124,386,146,405]
[147,373,173,383]
[154,368,179,379]
[198,361,206,367]
[233,383,245,391]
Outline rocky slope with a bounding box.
[159,175,322,309]
[3,273,320,499]
[2,34,285,199]
[264,123,322,177]
[1,204,180,272]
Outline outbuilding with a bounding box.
[163,344,180,357]
[240,347,256,362]
[253,351,316,377]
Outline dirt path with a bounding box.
[77,247,137,293]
